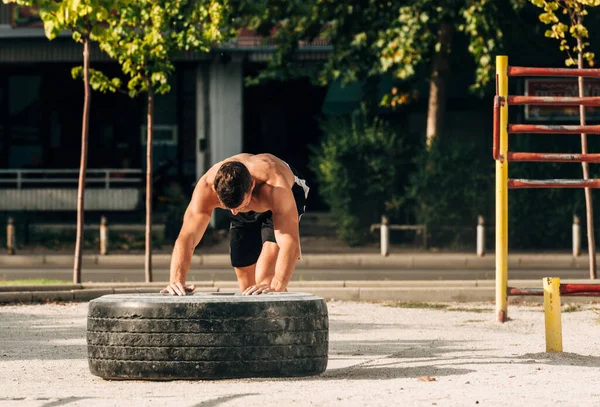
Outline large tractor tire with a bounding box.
[87,292,328,380]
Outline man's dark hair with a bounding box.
[214,161,253,208]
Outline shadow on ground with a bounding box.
[518,352,600,367]
[0,311,86,361]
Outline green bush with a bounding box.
[407,138,493,248]
[309,111,406,246]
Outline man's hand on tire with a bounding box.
[160,282,196,296]
[242,284,273,295]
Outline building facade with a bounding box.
[0,4,331,221]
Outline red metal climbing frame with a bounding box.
[494,57,600,322]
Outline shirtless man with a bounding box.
[160,153,309,296]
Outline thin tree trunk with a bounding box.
[577,38,597,279]
[425,22,454,150]
[73,38,91,284]
[145,86,154,283]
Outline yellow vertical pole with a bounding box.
[543,277,563,352]
[496,56,509,323]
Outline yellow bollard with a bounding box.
[543,277,563,352]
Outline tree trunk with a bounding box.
[145,86,154,283]
[73,38,91,284]
[425,22,454,150]
[577,38,597,279]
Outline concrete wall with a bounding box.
[209,60,243,164]
[196,60,244,177]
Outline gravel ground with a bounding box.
[1,299,600,407]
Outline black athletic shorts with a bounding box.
[229,163,309,268]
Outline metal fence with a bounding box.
[0,169,143,211]
[0,169,142,189]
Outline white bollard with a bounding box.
[476,215,485,257]
[380,215,389,257]
[7,217,15,255]
[572,215,581,258]
[100,216,108,256]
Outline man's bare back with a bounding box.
[202,153,296,214]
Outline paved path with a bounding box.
[1,301,599,406]
[0,265,595,282]
[2,252,599,304]
[1,252,599,271]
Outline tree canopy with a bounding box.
[98,0,230,97]
[2,0,116,41]
[231,0,527,105]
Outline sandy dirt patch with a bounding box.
[1,300,599,406]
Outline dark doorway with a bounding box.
[0,63,145,170]
[242,64,328,210]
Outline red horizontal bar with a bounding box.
[561,283,600,294]
[508,96,600,106]
[509,124,600,134]
[507,152,600,163]
[508,287,542,295]
[508,179,600,189]
[508,287,600,296]
[508,66,600,78]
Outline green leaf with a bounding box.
[71,66,83,80]
[42,18,58,39]
[72,30,82,43]
[539,12,558,24]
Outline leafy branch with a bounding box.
[71,67,123,93]
[530,0,600,66]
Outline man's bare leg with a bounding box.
[234,264,256,292]
[255,241,279,286]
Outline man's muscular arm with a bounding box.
[269,186,301,292]
[161,180,213,296]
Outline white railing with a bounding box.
[0,169,143,189]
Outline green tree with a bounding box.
[530,0,600,278]
[229,1,526,244]
[99,0,230,281]
[2,0,119,283]
[231,0,525,147]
